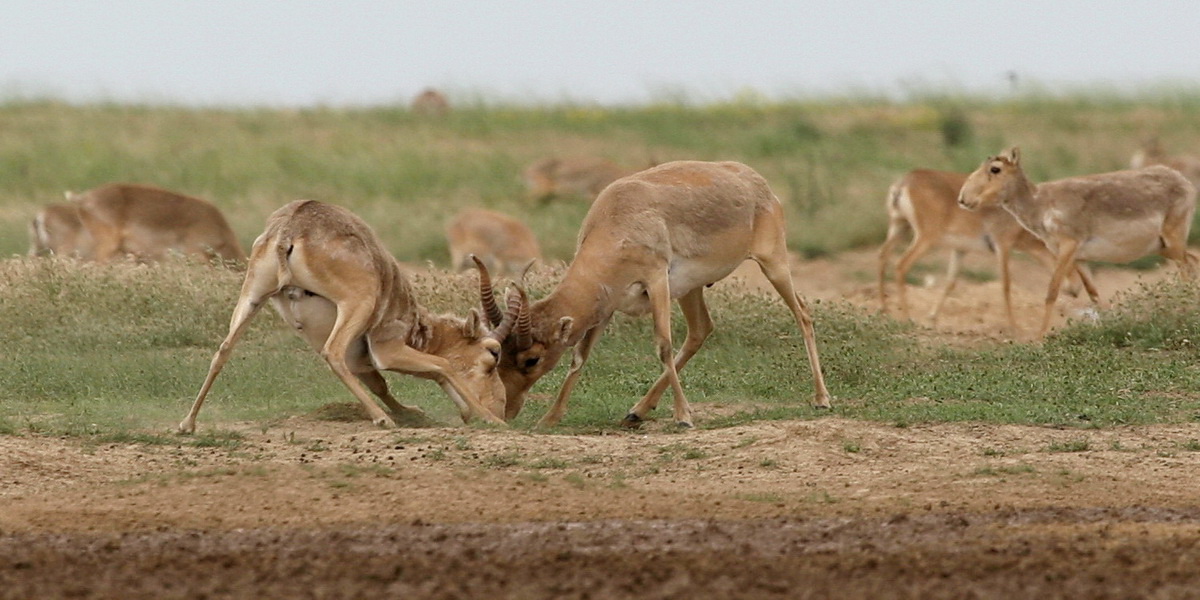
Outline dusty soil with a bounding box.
[3,249,1199,599]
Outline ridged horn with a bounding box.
[472,254,504,327]
[487,286,521,343]
[514,284,532,350]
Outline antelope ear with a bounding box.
[1002,146,1020,165]
[463,308,483,338]
[556,317,573,344]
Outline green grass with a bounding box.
[4,95,1200,438]
[4,256,1200,437]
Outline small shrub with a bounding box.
[482,453,522,468]
[938,108,972,148]
[1047,438,1090,453]
[1052,279,1200,352]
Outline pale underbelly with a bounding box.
[667,258,743,298]
[614,258,745,316]
[941,233,993,254]
[1076,235,1163,263]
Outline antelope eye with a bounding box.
[522,357,541,370]
[989,166,1001,174]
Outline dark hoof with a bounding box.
[620,413,644,429]
[675,421,694,429]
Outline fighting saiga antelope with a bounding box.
[33,183,246,264]
[478,160,832,428]
[179,200,511,434]
[446,207,542,277]
[878,169,1088,331]
[28,203,88,258]
[958,147,1198,336]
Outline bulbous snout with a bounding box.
[957,191,976,211]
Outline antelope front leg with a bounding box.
[1075,263,1101,306]
[624,288,713,427]
[538,321,607,429]
[1040,239,1081,338]
[356,369,428,423]
[368,336,506,426]
[631,277,694,428]
[892,235,939,321]
[928,249,963,322]
[321,303,398,429]
[994,244,1018,334]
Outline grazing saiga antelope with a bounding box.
[878,169,1088,331]
[1130,137,1200,186]
[52,183,245,264]
[179,200,511,434]
[446,207,542,277]
[410,88,450,116]
[478,160,832,428]
[521,156,637,203]
[28,203,88,257]
[958,147,1198,336]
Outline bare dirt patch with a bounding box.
[3,250,1198,598]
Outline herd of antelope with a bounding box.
[26,132,1200,432]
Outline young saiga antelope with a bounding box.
[179,200,511,433]
[445,207,542,277]
[521,156,637,203]
[878,169,1086,331]
[479,160,832,428]
[958,147,1197,337]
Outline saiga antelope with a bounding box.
[479,160,832,428]
[878,169,1088,331]
[958,147,1198,336]
[410,88,450,116]
[28,203,88,258]
[46,183,246,264]
[522,156,637,203]
[446,207,542,277]
[179,200,511,434]
[1131,137,1200,186]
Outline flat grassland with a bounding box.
[3,96,1200,598]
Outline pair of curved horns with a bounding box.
[474,255,532,348]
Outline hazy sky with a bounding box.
[3,1,1198,106]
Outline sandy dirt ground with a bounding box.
[3,249,1199,599]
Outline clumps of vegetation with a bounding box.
[1047,438,1091,453]
[0,256,252,352]
[188,429,245,449]
[309,402,369,423]
[1051,278,1200,352]
[937,107,972,148]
